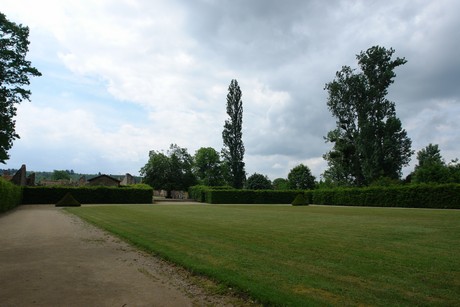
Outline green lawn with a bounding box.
[66,205,460,306]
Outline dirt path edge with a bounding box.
[0,205,257,307]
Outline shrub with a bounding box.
[0,178,22,213]
[189,185,234,203]
[191,184,460,209]
[310,184,460,209]
[292,193,309,206]
[205,189,299,204]
[23,185,153,204]
[55,192,81,207]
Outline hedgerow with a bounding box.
[0,178,22,213]
[307,184,460,209]
[189,186,300,204]
[188,185,234,202]
[291,193,309,206]
[190,184,460,208]
[22,185,153,204]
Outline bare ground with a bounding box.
[0,205,256,307]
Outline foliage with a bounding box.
[447,159,460,183]
[68,205,460,306]
[22,185,153,204]
[189,185,297,204]
[272,178,289,190]
[287,164,316,190]
[55,192,81,207]
[0,13,41,163]
[204,189,298,204]
[188,185,234,202]
[140,144,196,196]
[369,176,402,186]
[52,169,71,181]
[307,184,460,209]
[291,193,309,206]
[245,172,272,190]
[188,185,209,202]
[193,147,225,186]
[0,177,22,212]
[323,46,412,186]
[222,79,246,189]
[410,144,460,184]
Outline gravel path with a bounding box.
[0,205,253,307]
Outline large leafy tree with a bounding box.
[246,173,272,190]
[323,46,412,186]
[288,164,316,190]
[412,144,451,184]
[1,12,41,163]
[140,144,196,197]
[222,79,245,188]
[193,147,225,186]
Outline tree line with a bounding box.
[139,143,316,196]
[140,46,460,193]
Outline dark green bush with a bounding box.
[23,185,153,204]
[310,184,460,209]
[55,192,81,207]
[0,178,22,213]
[205,189,299,204]
[189,185,234,202]
[190,184,460,208]
[188,185,209,202]
[292,193,309,206]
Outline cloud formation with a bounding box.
[2,0,460,180]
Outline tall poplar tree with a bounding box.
[323,46,412,186]
[1,12,41,163]
[222,79,245,188]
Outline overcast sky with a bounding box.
[2,0,459,180]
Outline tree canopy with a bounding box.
[323,46,412,186]
[288,164,316,190]
[193,147,225,186]
[412,144,460,184]
[246,173,272,190]
[140,144,196,196]
[222,79,246,188]
[0,12,41,163]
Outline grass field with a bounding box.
[66,204,460,306]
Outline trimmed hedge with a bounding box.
[292,193,309,206]
[306,184,460,209]
[189,185,234,203]
[22,185,153,204]
[188,186,301,204]
[0,178,22,213]
[190,184,460,208]
[55,192,81,207]
[207,190,300,204]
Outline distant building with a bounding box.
[87,174,120,187]
[8,164,35,186]
[120,173,136,186]
[11,164,27,186]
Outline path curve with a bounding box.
[0,205,252,306]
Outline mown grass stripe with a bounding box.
[67,205,460,306]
